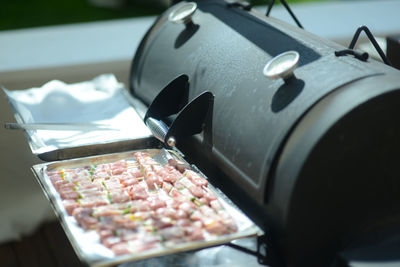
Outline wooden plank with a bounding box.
[12,234,41,267]
[43,221,86,267]
[0,242,18,267]
[33,224,58,267]
[11,223,57,267]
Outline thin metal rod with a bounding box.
[226,242,259,256]
[266,0,304,29]
[280,0,303,29]
[348,25,391,66]
[266,0,275,16]
[4,122,118,131]
[334,49,369,61]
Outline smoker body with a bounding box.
[130,1,400,266]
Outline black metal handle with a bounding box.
[348,26,391,66]
[335,25,391,66]
[334,49,369,62]
[266,0,303,29]
[144,74,214,148]
[144,74,189,123]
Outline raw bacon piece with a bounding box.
[152,215,174,229]
[116,229,139,241]
[173,180,185,191]
[111,242,131,255]
[148,196,166,210]
[59,189,80,200]
[176,218,191,227]
[119,177,138,187]
[198,197,210,206]
[111,215,132,226]
[52,179,70,190]
[121,218,142,230]
[93,202,132,217]
[184,170,208,187]
[177,176,195,189]
[72,207,98,230]
[111,167,125,176]
[168,188,181,198]
[109,160,127,176]
[204,220,227,235]
[125,236,160,253]
[103,179,123,190]
[155,207,177,219]
[78,196,109,208]
[131,199,151,212]
[175,209,190,219]
[184,225,205,241]
[127,168,142,178]
[210,199,224,211]
[178,201,196,215]
[130,211,153,221]
[109,189,131,203]
[78,189,105,199]
[190,210,203,222]
[58,182,75,192]
[99,229,114,241]
[162,181,173,194]
[93,171,110,180]
[134,152,159,167]
[159,226,185,240]
[102,236,122,248]
[189,186,204,198]
[151,164,164,173]
[63,199,80,215]
[144,172,163,190]
[156,165,182,183]
[129,183,149,200]
[218,210,239,232]
[203,189,217,202]
[168,158,190,173]
[76,182,102,191]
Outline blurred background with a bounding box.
[0,0,327,31]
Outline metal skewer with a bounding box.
[4,122,119,131]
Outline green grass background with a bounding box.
[0,0,326,31]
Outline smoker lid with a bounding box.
[129,0,385,204]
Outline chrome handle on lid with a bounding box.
[145,117,176,147]
[168,2,197,25]
[263,51,300,84]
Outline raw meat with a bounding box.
[46,151,237,257]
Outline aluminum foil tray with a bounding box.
[3,74,154,161]
[31,149,262,267]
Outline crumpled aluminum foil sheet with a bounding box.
[3,74,151,155]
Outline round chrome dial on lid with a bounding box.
[168,2,197,25]
[263,51,300,82]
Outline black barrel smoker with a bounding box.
[129,1,400,266]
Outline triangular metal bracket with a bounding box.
[144,75,214,147]
[266,0,303,29]
[335,25,391,66]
